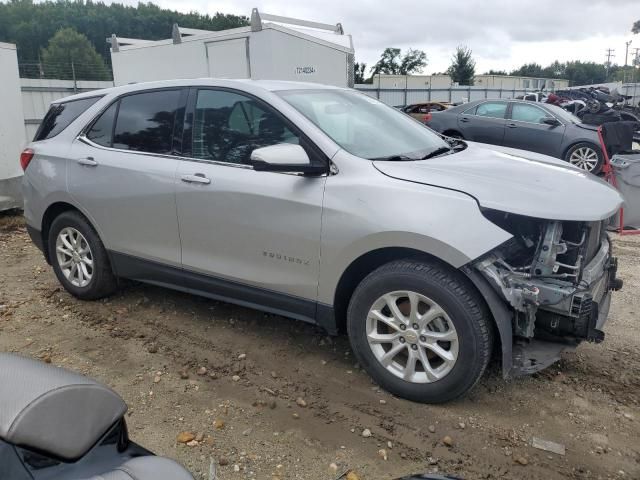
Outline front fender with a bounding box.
[317,155,513,305]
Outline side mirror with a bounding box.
[250,143,326,174]
[542,117,561,127]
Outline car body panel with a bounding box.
[457,112,507,144]
[502,102,567,157]
[67,139,183,266]
[175,159,326,300]
[373,142,622,221]
[316,149,513,304]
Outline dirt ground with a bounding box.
[0,211,638,480]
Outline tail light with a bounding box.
[422,113,433,123]
[20,148,34,171]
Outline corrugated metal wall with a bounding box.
[357,83,640,109]
[356,85,545,106]
[21,78,114,141]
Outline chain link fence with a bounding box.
[18,58,114,82]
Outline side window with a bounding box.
[113,90,182,154]
[86,102,118,147]
[511,103,549,124]
[463,104,477,115]
[192,89,299,165]
[34,96,102,141]
[475,102,507,119]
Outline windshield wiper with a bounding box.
[420,146,453,160]
[371,155,416,161]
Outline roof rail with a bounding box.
[250,8,343,34]
[171,24,220,44]
[107,34,155,52]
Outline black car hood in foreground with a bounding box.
[374,141,622,221]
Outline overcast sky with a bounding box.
[131,0,637,74]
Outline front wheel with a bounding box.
[347,260,493,403]
[565,142,604,174]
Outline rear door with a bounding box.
[503,102,566,156]
[457,101,508,144]
[68,88,187,267]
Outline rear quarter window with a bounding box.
[34,96,102,141]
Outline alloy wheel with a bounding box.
[55,227,94,287]
[366,290,459,383]
[569,147,599,171]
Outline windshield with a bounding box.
[278,89,449,160]
[545,104,581,124]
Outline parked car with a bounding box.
[403,102,452,123]
[0,353,193,480]
[22,80,623,403]
[427,99,606,173]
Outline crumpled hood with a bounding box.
[373,142,623,221]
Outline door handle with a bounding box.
[181,173,211,185]
[77,157,98,167]
[460,117,470,123]
[506,123,517,128]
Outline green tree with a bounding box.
[633,20,639,34]
[41,27,110,80]
[543,60,566,79]
[354,62,368,84]
[0,0,248,65]
[484,69,507,75]
[510,63,544,77]
[563,61,607,85]
[399,48,427,75]
[447,46,475,85]
[370,47,427,75]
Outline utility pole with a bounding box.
[605,48,615,79]
[625,40,632,66]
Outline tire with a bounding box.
[48,210,117,300]
[347,259,493,404]
[565,142,604,174]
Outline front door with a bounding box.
[503,102,566,157]
[458,101,508,145]
[68,88,186,266]
[174,88,326,314]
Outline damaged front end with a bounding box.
[475,210,623,376]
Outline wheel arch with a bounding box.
[40,202,95,264]
[327,246,512,376]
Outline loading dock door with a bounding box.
[206,38,250,79]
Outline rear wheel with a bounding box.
[565,142,604,174]
[48,211,117,300]
[347,260,493,403]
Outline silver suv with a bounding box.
[22,79,623,403]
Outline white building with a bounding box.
[0,42,27,210]
[109,9,354,87]
[367,74,569,91]
[474,74,569,90]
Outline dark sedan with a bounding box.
[427,99,604,173]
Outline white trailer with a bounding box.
[0,42,27,211]
[109,8,354,88]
